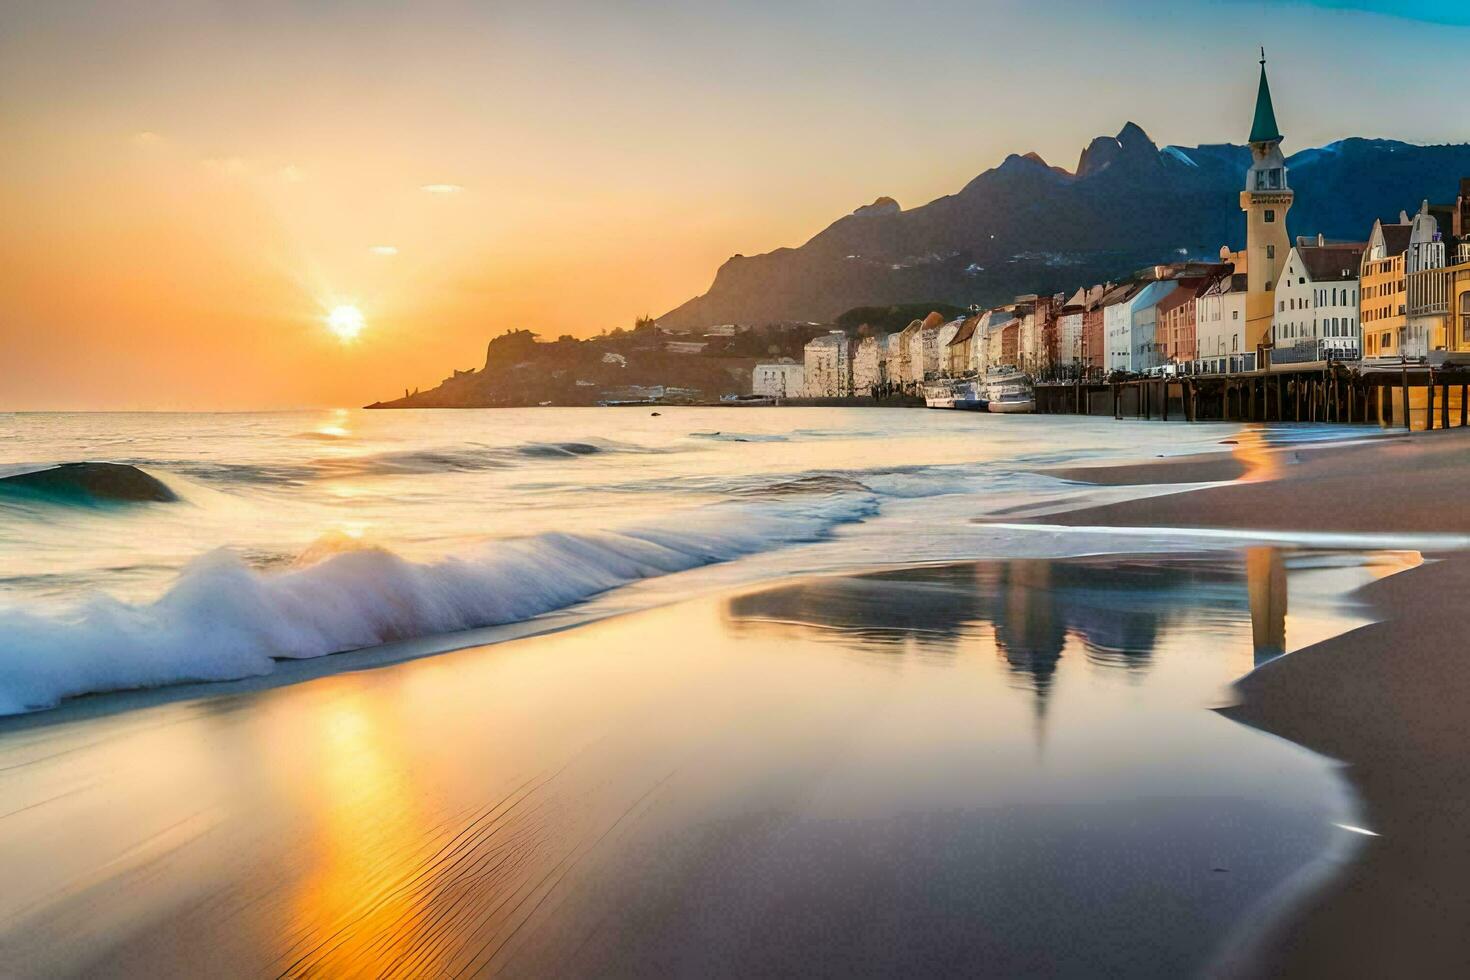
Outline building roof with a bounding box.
[1249,58,1282,144]
[1155,276,1211,315]
[1380,223,1414,255]
[1098,281,1141,307]
[1295,244,1366,282]
[948,315,980,347]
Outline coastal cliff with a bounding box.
[366,323,834,408]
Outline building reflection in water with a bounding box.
[1228,424,1285,482]
[725,555,1264,742]
[1247,547,1288,667]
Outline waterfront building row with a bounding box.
[753,60,1470,398]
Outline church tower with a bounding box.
[1240,51,1292,360]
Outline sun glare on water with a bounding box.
[326,305,365,343]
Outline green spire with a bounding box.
[1249,49,1282,145]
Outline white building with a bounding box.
[1056,289,1088,370]
[851,335,887,393]
[803,332,850,397]
[933,318,965,376]
[1404,202,1447,358]
[1012,296,1039,373]
[972,307,1015,376]
[1195,273,1249,373]
[1272,239,1364,361]
[1104,280,1178,373]
[752,361,804,398]
[890,319,922,388]
[1131,280,1178,372]
[883,333,905,385]
[1103,283,1142,372]
[907,321,945,384]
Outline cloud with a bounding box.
[369,245,399,256]
[131,131,163,147]
[420,183,464,194]
[203,156,250,177]
[278,165,306,183]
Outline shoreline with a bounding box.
[5,419,1462,971]
[0,553,1373,977]
[1032,424,1470,977]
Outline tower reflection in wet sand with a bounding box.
[1248,546,1288,667]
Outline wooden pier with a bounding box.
[1035,361,1470,430]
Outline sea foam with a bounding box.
[0,494,876,715]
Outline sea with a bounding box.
[0,407,1433,975]
[0,407,1384,716]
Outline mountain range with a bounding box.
[657,124,1470,328]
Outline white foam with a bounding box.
[0,495,877,715]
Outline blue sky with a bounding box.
[1264,0,1470,25]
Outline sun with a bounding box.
[325,305,365,342]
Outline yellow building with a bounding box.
[1360,216,1412,358]
[1240,54,1292,363]
[1448,250,1470,352]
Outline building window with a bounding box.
[1461,293,1470,346]
[1266,245,1275,260]
[1265,209,1276,223]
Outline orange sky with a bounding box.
[3,1,1466,409]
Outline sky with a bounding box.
[2,0,1467,410]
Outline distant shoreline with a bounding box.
[364,397,929,409]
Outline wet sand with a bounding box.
[1028,425,1470,977]
[0,556,1368,978]
[1045,453,1251,486]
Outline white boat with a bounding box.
[923,379,988,411]
[983,370,1035,414]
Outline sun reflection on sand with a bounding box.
[280,683,447,977]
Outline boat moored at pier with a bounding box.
[983,370,1036,414]
[922,379,988,410]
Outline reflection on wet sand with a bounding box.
[728,548,1401,700]
[1229,426,1285,482]
[282,687,445,976]
[726,555,1255,719]
[0,550,1410,978]
[1248,547,1288,666]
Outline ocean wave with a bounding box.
[313,439,668,477]
[737,475,873,496]
[689,431,790,443]
[0,463,178,505]
[0,494,877,715]
[105,438,673,488]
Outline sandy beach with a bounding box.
[0,553,1375,978]
[1036,425,1470,977]
[2,422,1465,977]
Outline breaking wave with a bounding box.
[0,463,178,505]
[0,494,877,715]
[111,438,672,488]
